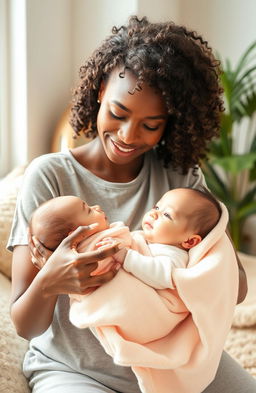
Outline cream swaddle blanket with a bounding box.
[69,203,239,393]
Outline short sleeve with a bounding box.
[7,155,63,251]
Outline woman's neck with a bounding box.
[70,138,144,183]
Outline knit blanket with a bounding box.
[69,203,239,393]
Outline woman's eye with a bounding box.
[144,124,159,131]
[109,111,125,120]
[164,212,172,220]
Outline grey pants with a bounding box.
[28,352,256,393]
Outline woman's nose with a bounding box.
[117,122,138,145]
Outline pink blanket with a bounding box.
[69,203,238,393]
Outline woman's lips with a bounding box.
[110,139,138,155]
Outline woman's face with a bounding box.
[96,68,168,167]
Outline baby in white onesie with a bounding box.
[104,187,221,289]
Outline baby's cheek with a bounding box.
[98,217,109,231]
[141,214,149,227]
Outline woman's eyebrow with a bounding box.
[112,100,130,112]
[145,115,167,120]
[112,100,167,119]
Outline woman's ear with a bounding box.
[181,235,202,250]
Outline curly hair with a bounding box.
[70,15,224,174]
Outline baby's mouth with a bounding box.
[144,221,153,229]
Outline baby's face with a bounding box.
[142,189,197,246]
[62,196,109,232]
[37,196,109,234]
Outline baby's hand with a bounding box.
[96,237,127,263]
[96,237,119,249]
[113,247,128,263]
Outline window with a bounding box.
[0,0,10,178]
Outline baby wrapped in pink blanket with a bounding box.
[69,189,239,393]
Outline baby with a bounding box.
[111,186,221,289]
[99,188,221,289]
[29,195,131,277]
[29,187,221,289]
[29,196,111,252]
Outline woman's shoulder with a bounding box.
[24,151,78,180]
[148,150,206,189]
[27,151,72,171]
[18,152,76,197]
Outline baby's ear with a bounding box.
[181,235,202,250]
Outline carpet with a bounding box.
[225,252,256,378]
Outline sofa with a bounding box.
[0,165,255,393]
[0,165,30,393]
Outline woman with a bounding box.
[8,16,256,393]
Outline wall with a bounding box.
[178,0,256,65]
[137,0,179,22]
[26,0,73,161]
[8,0,73,168]
[72,0,137,84]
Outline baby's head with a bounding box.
[142,188,221,250]
[29,196,109,251]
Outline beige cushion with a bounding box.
[0,165,26,279]
[0,166,30,392]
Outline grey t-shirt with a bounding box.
[7,149,205,393]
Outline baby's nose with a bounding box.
[149,209,158,219]
[93,205,102,212]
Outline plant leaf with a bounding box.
[234,41,256,79]
[237,200,256,220]
[238,185,256,208]
[240,91,256,117]
[211,153,256,174]
[202,162,230,201]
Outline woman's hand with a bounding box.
[28,222,99,270]
[28,227,53,270]
[36,225,122,297]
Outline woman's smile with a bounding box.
[110,137,140,156]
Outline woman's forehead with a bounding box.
[103,68,167,113]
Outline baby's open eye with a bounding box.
[153,205,159,210]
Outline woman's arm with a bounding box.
[11,245,59,339]
[226,230,247,304]
[10,226,121,340]
[235,253,247,304]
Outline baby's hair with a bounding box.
[187,187,222,238]
[70,15,224,174]
[29,200,78,251]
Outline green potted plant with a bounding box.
[203,41,256,252]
